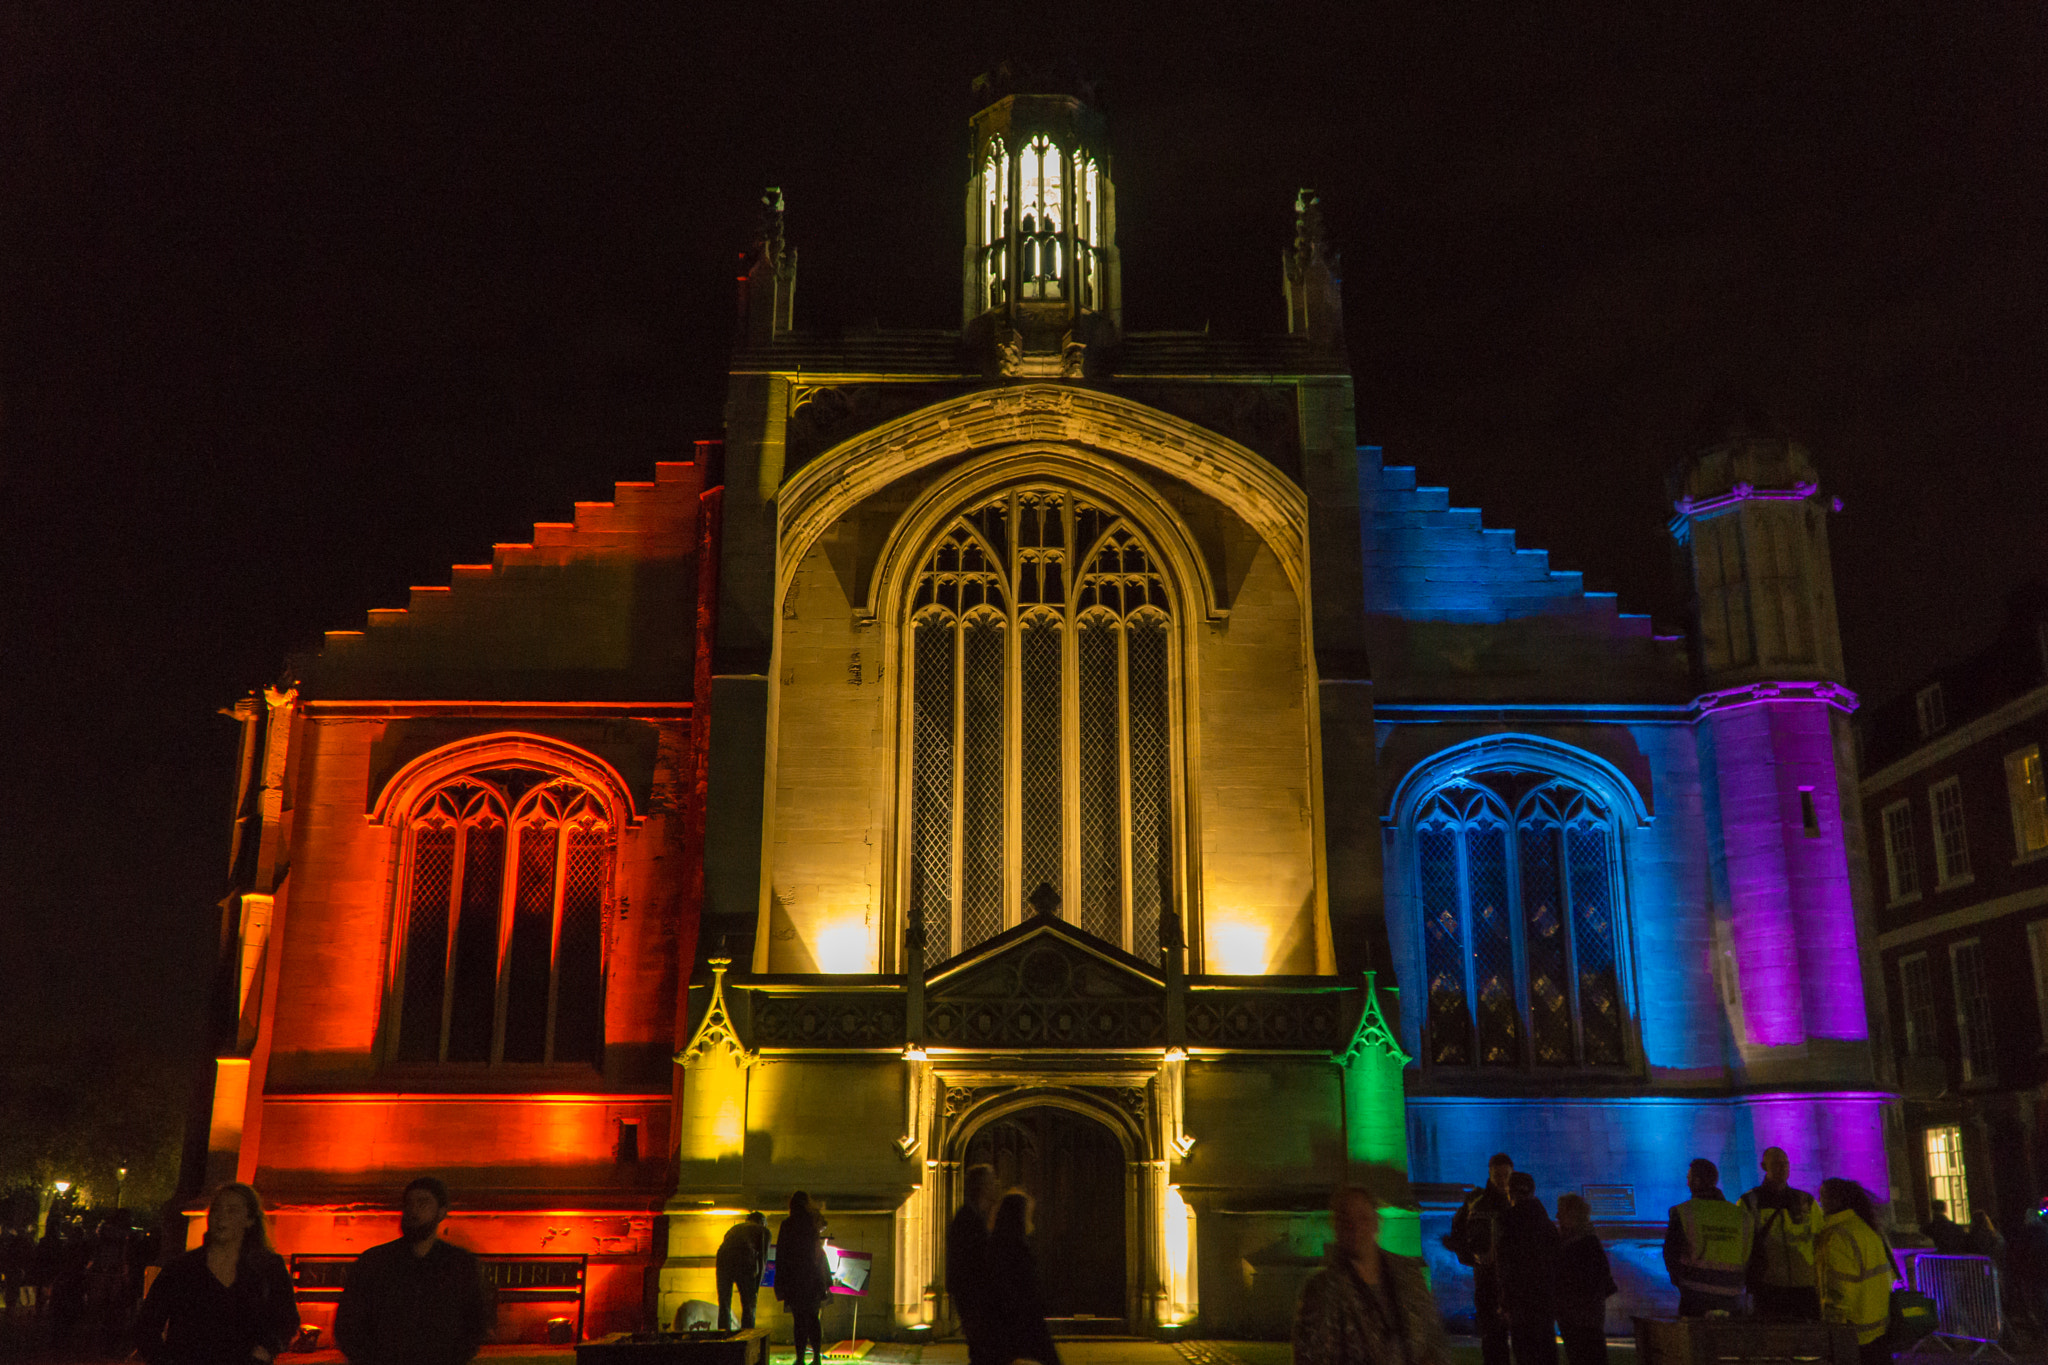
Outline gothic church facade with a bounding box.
[202,77,1891,1341]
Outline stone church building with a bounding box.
[201,75,1892,1342]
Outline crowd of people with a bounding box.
[1419,1149,1906,1365]
[70,1147,2048,1365]
[0,1194,157,1353]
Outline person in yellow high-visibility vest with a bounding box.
[1815,1178,1894,1365]
[1663,1158,1753,1316]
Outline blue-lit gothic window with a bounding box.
[1417,772,1626,1069]
[907,486,1175,967]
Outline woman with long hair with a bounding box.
[775,1192,831,1365]
[133,1183,299,1365]
[985,1191,1060,1365]
[1816,1178,1893,1365]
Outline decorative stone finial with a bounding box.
[1026,881,1062,918]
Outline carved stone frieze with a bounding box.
[748,993,905,1049]
[1183,992,1347,1049]
[925,939,1166,1050]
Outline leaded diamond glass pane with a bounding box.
[1127,616,1171,965]
[1077,617,1123,945]
[1419,820,1471,1066]
[554,826,607,1064]
[502,821,557,1063]
[1520,820,1573,1066]
[448,821,505,1063]
[1020,615,1063,906]
[1567,822,1624,1065]
[960,616,1006,950]
[1468,818,1520,1065]
[910,618,955,964]
[398,822,455,1062]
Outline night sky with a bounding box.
[4,4,2043,1064]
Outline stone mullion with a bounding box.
[1003,493,1023,931]
[1062,496,1083,921]
[543,816,568,1065]
[439,818,465,1064]
[1117,616,1136,955]
[950,614,967,957]
[1558,819,1586,1067]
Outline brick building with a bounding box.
[198,74,1893,1341]
[1859,587,2048,1236]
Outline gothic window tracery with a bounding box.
[1415,772,1627,1070]
[393,768,613,1066]
[908,486,1176,966]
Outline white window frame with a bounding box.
[1882,799,1919,905]
[1930,776,1973,889]
[1917,683,1948,738]
[1950,937,1996,1083]
[2006,744,2048,860]
[1925,1124,1970,1225]
[2029,921,2048,1052]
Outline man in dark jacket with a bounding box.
[1498,1172,1559,1365]
[336,1177,494,1365]
[715,1213,769,1330]
[946,1165,1000,1365]
[1445,1153,1515,1365]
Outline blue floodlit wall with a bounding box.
[1357,442,1890,1321]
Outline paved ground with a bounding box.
[0,1335,2018,1365]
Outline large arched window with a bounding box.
[907,486,1177,966]
[392,768,613,1066]
[1415,772,1627,1070]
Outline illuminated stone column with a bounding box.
[1336,973,1418,1255]
[1701,687,1868,1048]
[660,959,756,1327]
[892,1048,936,1331]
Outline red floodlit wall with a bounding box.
[216,452,723,1341]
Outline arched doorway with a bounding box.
[966,1104,1128,1323]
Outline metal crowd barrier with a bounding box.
[1906,1253,2010,1359]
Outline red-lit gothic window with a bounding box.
[1415,773,1626,1071]
[393,769,612,1066]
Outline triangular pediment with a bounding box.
[922,915,1165,1051]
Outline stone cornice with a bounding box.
[1694,679,1858,717]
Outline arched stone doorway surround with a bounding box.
[936,1082,1168,1332]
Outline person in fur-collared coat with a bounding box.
[1293,1188,1452,1365]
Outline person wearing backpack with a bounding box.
[1739,1147,1820,1321]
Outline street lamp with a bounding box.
[116,1167,128,1209]
[52,1181,71,1196]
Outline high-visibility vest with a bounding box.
[1740,1187,1819,1289]
[1672,1196,1753,1299]
[1815,1209,1892,1345]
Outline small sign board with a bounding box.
[762,1242,870,1296]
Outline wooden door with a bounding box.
[966,1105,1127,1321]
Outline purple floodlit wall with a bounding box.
[1703,698,1868,1046]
